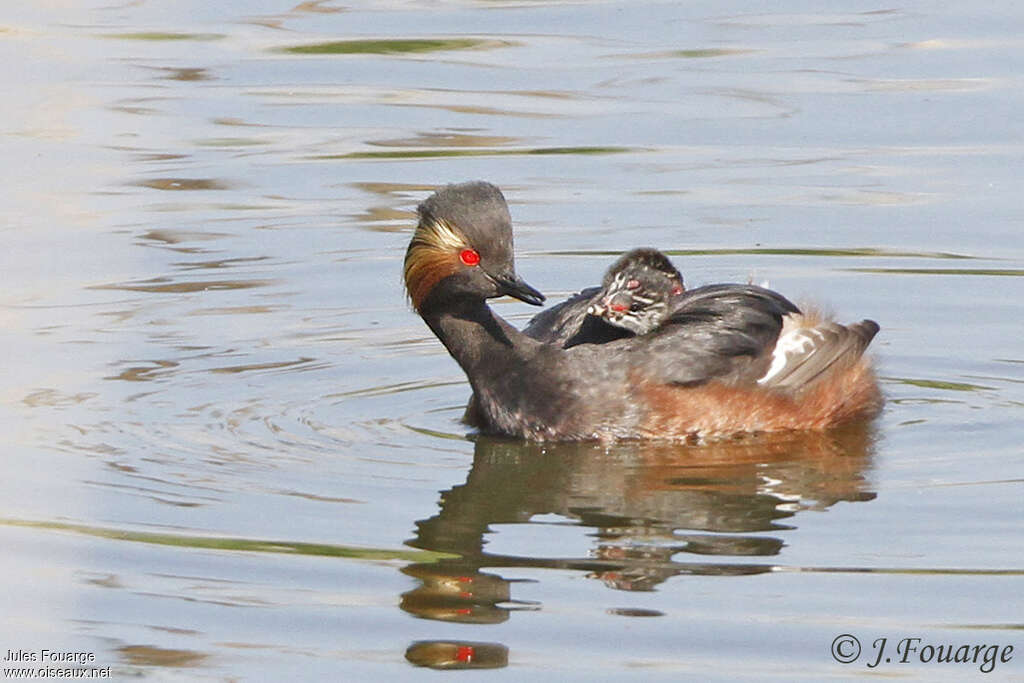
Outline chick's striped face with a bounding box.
[403,216,481,310]
[588,260,683,335]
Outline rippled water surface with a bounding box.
[3,1,1023,680]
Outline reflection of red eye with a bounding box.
[626,279,640,289]
[459,249,480,266]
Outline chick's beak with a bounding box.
[493,272,545,306]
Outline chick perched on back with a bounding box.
[522,248,683,348]
[587,248,684,335]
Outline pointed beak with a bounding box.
[493,272,545,306]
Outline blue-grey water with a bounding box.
[2,1,1022,680]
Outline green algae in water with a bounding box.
[848,267,1024,276]
[105,32,224,41]
[888,377,996,392]
[545,247,977,260]
[280,38,496,55]
[0,517,455,562]
[313,146,633,160]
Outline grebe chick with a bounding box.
[520,249,682,348]
[404,181,882,442]
[587,248,684,335]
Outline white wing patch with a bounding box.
[757,327,825,384]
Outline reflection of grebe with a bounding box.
[404,181,881,441]
[406,640,508,670]
[403,428,877,602]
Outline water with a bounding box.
[2,1,1022,680]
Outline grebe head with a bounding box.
[587,248,684,335]
[404,181,545,312]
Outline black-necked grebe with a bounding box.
[403,181,882,442]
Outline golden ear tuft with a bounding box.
[403,217,468,311]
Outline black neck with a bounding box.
[415,287,603,440]
[418,292,537,385]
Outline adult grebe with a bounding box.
[404,181,881,441]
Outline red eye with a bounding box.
[459,249,480,266]
[671,284,683,295]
